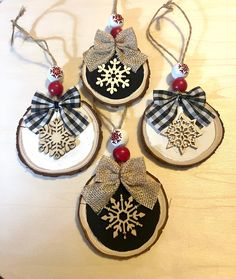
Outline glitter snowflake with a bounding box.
[50,66,63,79]
[162,113,202,155]
[178,63,189,75]
[112,14,124,24]
[39,118,77,159]
[111,130,122,144]
[96,58,131,94]
[101,194,145,239]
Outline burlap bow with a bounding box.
[82,156,160,213]
[83,28,147,72]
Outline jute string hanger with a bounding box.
[146,0,192,65]
[11,6,58,66]
[112,0,118,14]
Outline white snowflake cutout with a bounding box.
[101,194,145,239]
[96,58,131,94]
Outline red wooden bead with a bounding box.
[113,146,130,163]
[111,27,122,38]
[172,77,188,92]
[48,81,63,97]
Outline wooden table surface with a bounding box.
[0,0,236,278]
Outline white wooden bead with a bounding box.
[110,129,128,147]
[105,25,112,33]
[171,63,189,79]
[108,14,124,28]
[48,66,64,82]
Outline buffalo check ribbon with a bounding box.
[145,86,215,132]
[23,87,89,136]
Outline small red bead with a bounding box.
[48,81,63,97]
[113,146,130,163]
[172,77,188,92]
[111,27,122,38]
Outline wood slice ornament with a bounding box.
[141,1,224,167]
[78,106,168,258]
[17,94,102,177]
[11,9,102,177]
[81,1,150,106]
[78,156,168,258]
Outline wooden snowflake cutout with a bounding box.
[101,194,145,239]
[96,58,131,94]
[162,113,202,155]
[38,118,77,159]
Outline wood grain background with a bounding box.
[0,0,235,278]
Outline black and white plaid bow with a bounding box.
[146,86,215,132]
[24,87,89,136]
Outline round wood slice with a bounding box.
[16,101,102,177]
[141,103,224,167]
[78,172,168,258]
[81,59,150,107]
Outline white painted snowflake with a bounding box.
[39,118,77,159]
[96,58,131,94]
[101,194,145,239]
[162,113,202,155]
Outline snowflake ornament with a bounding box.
[101,194,145,239]
[39,118,77,159]
[48,66,63,82]
[111,130,122,144]
[50,66,63,79]
[162,113,202,155]
[112,14,124,25]
[110,129,129,147]
[178,63,189,76]
[96,58,131,94]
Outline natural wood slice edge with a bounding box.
[141,102,225,168]
[16,101,103,177]
[78,172,168,259]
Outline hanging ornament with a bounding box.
[81,0,150,106]
[11,8,102,177]
[141,1,224,167]
[78,105,168,258]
